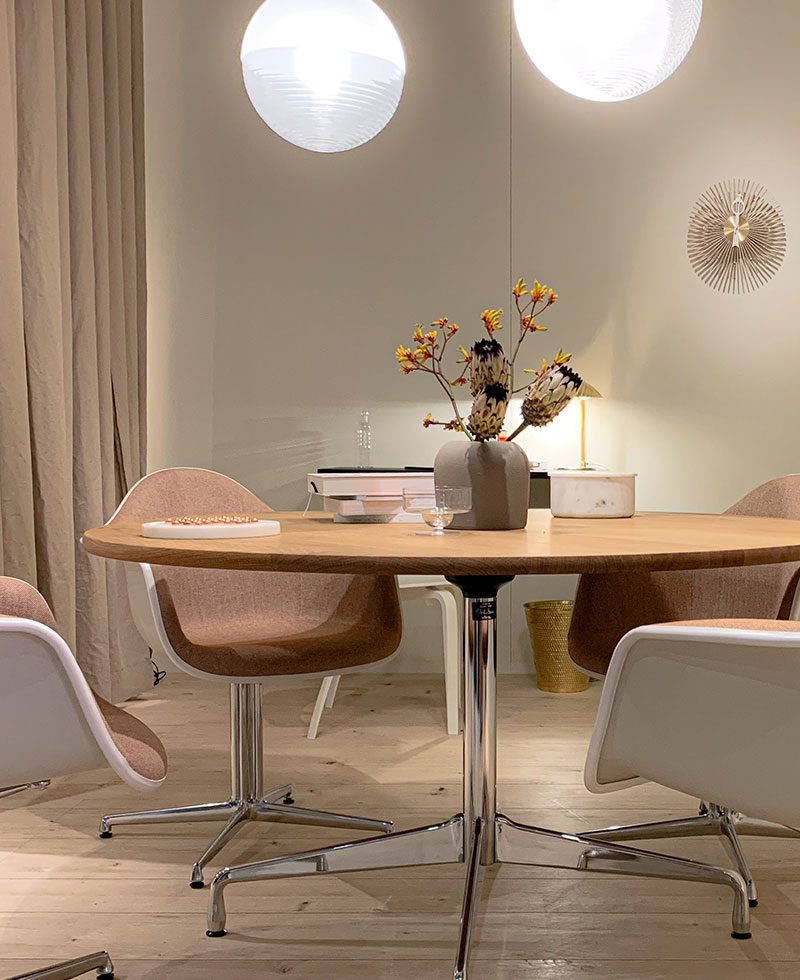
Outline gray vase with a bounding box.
[434,439,529,530]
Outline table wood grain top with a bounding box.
[82,510,800,577]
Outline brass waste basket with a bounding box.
[524,600,589,693]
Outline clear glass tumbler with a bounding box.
[402,486,471,535]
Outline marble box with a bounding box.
[549,470,636,519]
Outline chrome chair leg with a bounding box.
[8,950,114,979]
[733,814,800,838]
[253,800,393,835]
[496,813,751,939]
[453,819,483,980]
[100,683,392,887]
[584,812,721,843]
[207,816,465,936]
[718,808,758,907]
[190,804,250,888]
[0,780,51,802]
[99,799,239,837]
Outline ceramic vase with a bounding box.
[434,439,529,530]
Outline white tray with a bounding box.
[141,519,281,539]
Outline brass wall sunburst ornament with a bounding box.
[687,179,786,293]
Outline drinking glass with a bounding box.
[402,486,472,535]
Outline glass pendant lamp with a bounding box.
[514,0,702,102]
[241,0,406,153]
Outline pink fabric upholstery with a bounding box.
[568,476,800,676]
[667,619,800,632]
[0,576,167,782]
[113,469,403,677]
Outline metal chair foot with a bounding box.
[8,950,114,979]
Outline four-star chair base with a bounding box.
[205,577,751,979]
[584,801,800,908]
[99,683,393,887]
[8,952,114,980]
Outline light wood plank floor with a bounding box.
[2,673,799,978]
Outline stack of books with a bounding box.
[307,468,433,522]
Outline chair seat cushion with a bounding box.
[94,694,168,782]
[153,569,403,678]
[161,614,401,677]
[667,618,800,632]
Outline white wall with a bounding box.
[145,0,800,676]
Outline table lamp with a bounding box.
[576,383,602,470]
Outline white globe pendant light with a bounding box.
[514,0,702,102]
[241,0,406,153]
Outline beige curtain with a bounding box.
[0,0,150,701]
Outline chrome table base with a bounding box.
[205,577,752,977]
[8,950,113,980]
[99,683,392,887]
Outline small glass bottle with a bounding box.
[356,410,372,469]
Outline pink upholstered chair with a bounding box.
[98,468,401,888]
[569,475,800,907]
[0,577,167,979]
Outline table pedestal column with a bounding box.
[447,576,514,979]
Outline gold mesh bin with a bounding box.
[524,600,589,693]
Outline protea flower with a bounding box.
[508,364,599,440]
[467,383,509,441]
[469,339,510,395]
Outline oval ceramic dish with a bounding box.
[141,520,281,540]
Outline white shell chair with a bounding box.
[0,577,167,979]
[584,618,800,939]
[307,576,461,739]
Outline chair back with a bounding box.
[568,475,800,677]
[0,578,159,788]
[585,623,800,826]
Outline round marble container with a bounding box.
[550,470,636,519]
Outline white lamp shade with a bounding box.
[241,0,406,153]
[514,0,702,102]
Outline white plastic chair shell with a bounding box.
[307,576,461,739]
[0,617,163,793]
[586,623,800,828]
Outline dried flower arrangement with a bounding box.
[395,279,597,442]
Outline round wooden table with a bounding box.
[83,510,800,978]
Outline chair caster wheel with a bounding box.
[283,795,295,805]
[206,930,227,938]
[749,899,759,908]
[731,931,752,940]
[189,880,205,889]
[99,831,113,839]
